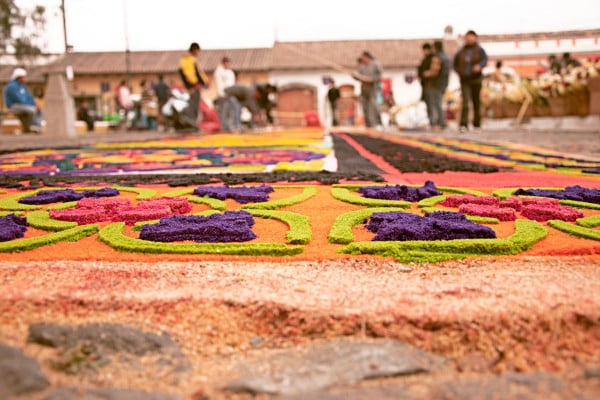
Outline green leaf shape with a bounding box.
[243,186,317,210]
[417,195,446,208]
[558,199,600,210]
[0,211,23,217]
[339,219,547,263]
[576,215,600,228]
[131,210,221,231]
[0,225,99,253]
[328,207,407,244]
[47,201,78,210]
[98,222,303,256]
[247,209,311,244]
[330,187,411,208]
[547,220,600,241]
[27,211,78,231]
[113,186,157,200]
[0,191,43,211]
[0,186,154,212]
[436,186,488,196]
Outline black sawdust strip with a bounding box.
[0,171,384,190]
[346,133,501,173]
[332,133,384,175]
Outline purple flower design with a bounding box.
[366,211,497,241]
[139,211,257,243]
[192,185,274,204]
[358,180,441,202]
[514,185,600,205]
[0,213,28,242]
[19,188,120,205]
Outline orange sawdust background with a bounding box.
[1,185,599,263]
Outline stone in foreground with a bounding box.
[224,339,446,396]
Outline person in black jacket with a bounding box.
[453,30,488,132]
[418,43,435,128]
[326,78,341,126]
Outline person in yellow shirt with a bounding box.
[178,42,207,130]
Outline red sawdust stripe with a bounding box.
[398,171,600,187]
[335,133,408,182]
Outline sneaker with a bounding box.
[459,126,468,133]
[472,126,482,133]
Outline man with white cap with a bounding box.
[3,67,43,133]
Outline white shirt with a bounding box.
[214,64,236,97]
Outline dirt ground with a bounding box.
[1,256,599,398]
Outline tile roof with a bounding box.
[272,39,459,70]
[478,28,600,42]
[0,65,46,83]
[44,47,273,75]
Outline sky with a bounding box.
[15,0,600,53]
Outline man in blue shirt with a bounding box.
[454,30,488,133]
[3,68,43,133]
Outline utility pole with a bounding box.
[60,0,69,53]
[123,0,131,85]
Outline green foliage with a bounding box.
[0,1,46,60]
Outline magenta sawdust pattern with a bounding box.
[0,147,327,175]
[441,195,584,222]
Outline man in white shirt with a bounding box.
[213,56,240,132]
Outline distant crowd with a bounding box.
[3,33,589,135]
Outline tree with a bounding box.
[0,0,46,61]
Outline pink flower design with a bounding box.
[50,197,193,226]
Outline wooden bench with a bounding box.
[0,110,25,134]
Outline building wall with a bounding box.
[269,68,461,126]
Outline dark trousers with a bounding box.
[329,100,338,126]
[460,79,482,128]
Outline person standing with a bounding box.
[326,78,341,126]
[418,43,436,129]
[213,56,239,132]
[561,52,581,72]
[3,68,43,133]
[77,100,95,132]
[432,40,450,129]
[178,42,207,129]
[454,30,488,132]
[352,51,382,128]
[153,74,171,130]
[116,80,133,130]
